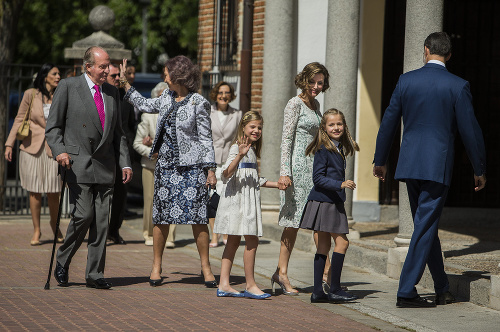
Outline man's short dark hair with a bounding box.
[424,32,452,57]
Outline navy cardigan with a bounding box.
[307,145,346,203]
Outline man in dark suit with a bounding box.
[46,46,133,289]
[373,32,486,308]
[106,63,137,245]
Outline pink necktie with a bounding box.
[93,85,105,130]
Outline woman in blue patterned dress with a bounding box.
[120,56,218,288]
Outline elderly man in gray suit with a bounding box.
[46,46,132,289]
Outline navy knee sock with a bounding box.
[330,252,345,294]
[314,254,327,295]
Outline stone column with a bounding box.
[260,0,297,206]
[324,0,361,239]
[387,0,444,278]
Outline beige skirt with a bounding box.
[19,149,62,193]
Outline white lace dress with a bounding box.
[279,96,321,228]
[213,144,267,236]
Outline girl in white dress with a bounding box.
[214,111,278,299]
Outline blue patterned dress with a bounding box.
[152,94,210,225]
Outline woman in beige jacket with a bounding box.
[208,81,242,247]
[4,63,63,245]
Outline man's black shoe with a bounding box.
[107,234,126,245]
[310,292,329,303]
[435,291,456,305]
[86,278,112,289]
[396,295,436,308]
[54,262,68,286]
[328,290,358,303]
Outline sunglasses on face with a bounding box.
[109,74,119,78]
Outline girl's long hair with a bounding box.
[305,108,359,157]
[231,110,263,158]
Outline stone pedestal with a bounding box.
[490,275,500,310]
[387,247,408,279]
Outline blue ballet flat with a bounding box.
[243,290,271,299]
[217,289,245,297]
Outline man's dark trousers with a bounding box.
[397,179,450,298]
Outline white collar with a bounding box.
[84,73,101,90]
[427,60,446,67]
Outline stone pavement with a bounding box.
[1,213,499,332]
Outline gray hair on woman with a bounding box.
[151,82,169,98]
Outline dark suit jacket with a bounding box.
[307,145,346,203]
[374,63,486,186]
[45,74,131,185]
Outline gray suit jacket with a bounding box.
[46,74,131,185]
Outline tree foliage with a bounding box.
[14,0,199,71]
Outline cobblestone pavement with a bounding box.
[0,217,380,332]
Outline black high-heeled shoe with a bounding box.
[149,268,163,287]
[201,270,218,288]
[149,278,162,287]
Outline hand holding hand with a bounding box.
[278,175,292,190]
[373,165,386,181]
[341,180,356,190]
[474,174,486,192]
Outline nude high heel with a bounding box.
[271,274,299,296]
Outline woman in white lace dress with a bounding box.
[271,62,330,295]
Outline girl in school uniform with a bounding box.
[299,108,360,303]
[214,111,278,299]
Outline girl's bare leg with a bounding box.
[218,235,241,293]
[243,235,264,294]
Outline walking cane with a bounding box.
[44,160,72,290]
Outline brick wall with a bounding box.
[197,0,266,113]
[251,0,265,113]
[197,0,215,73]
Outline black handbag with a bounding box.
[207,189,220,218]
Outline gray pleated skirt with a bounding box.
[299,200,349,234]
[19,149,61,194]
